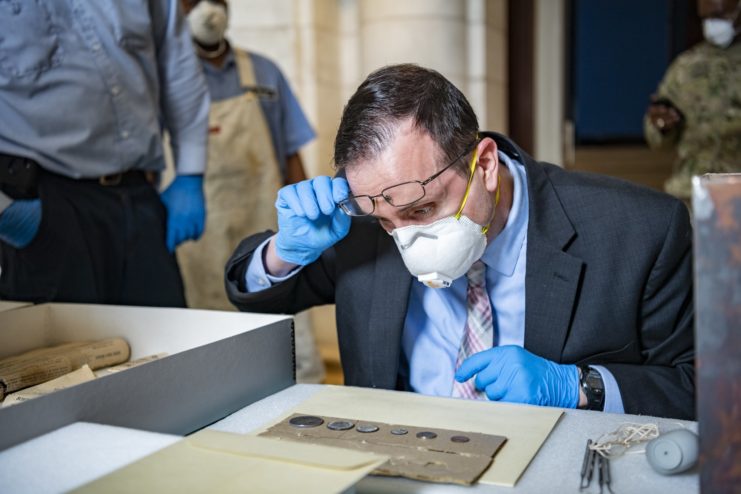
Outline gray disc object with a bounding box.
[416,431,438,440]
[327,420,355,431]
[288,415,324,428]
[356,424,379,433]
[646,429,699,475]
[390,428,409,435]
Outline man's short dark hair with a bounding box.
[333,64,479,173]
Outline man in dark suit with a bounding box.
[226,64,694,420]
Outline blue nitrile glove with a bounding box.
[0,199,42,249]
[160,175,206,253]
[274,176,351,266]
[455,345,580,408]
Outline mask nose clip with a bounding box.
[391,225,438,250]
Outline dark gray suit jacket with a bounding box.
[226,134,695,420]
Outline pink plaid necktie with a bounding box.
[452,260,494,400]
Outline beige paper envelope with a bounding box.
[74,430,388,494]
[255,385,563,487]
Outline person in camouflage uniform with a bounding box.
[645,0,741,199]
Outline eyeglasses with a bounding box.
[338,143,477,217]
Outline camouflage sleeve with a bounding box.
[644,58,685,150]
[656,56,685,104]
[716,109,741,135]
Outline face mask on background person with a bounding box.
[703,2,740,48]
[390,148,500,289]
[187,1,228,46]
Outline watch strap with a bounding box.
[578,365,605,411]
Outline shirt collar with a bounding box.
[480,150,529,276]
[200,46,236,75]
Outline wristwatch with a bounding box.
[578,365,605,411]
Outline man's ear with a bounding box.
[476,137,500,192]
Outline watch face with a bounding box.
[580,367,605,411]
[586,372,604,389]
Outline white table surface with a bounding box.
[0,384,699,493]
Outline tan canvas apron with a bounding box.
[177,49,282,311]
[176,49,325,383]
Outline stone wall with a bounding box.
[227,0,509,177]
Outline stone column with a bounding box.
[358,0,468,89]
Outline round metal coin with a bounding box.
[416,431,438,440]
[288,415,324,428]
[356,424,379,433]
[390,428,409,436]
[450,435,470,443]
[327,420,354,431]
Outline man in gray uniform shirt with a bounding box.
[0,0,209,306]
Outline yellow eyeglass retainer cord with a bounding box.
[453,147,500,235]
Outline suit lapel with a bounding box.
[367,229,412,389]
[522,156,584,361]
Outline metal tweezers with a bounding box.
[579,439,614,493]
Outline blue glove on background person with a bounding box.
[0,199,42,249]
[161,175,206,253]
[455,345,580,408]
[274,176,351,266]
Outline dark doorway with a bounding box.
[569,0,702,144]
[566,0,702,191]
[507,0,535,156]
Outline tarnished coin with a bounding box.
[450,435,470,443]
[288,415,324,428]
[416,431,438,440]
[327,420,354,431]
[390,428,409,436]
[356,424,379,433]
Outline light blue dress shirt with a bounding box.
[246,152,624,413]
[0,0,209,179]
[200,47,315,179]
[399,151,529,396]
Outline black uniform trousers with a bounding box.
[0,170,185,307]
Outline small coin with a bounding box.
[288,415,324,428]
[390,428,409,436]
[327,420,354,431]
[416,431,438,440]
[356,424,379,433]
[451,435,470,443]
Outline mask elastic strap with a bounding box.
[453,145,500,235]
[454,147,480,220]
[481,178,501,235]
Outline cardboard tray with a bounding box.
[0,303,295,451]
[0,301,31,313]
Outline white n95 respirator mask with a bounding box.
[188,1,229,46]
[703,18,737,47]
[390,147,499,288]
[391,214,488,288]
[703,1,740,48]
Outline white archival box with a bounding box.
[0,303,295,451]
